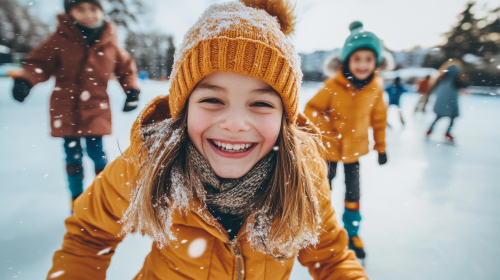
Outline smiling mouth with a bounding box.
[210,140,254,152]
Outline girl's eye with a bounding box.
[200,98,223,104]
[251,101,274,108]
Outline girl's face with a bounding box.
[348,49,376,81]
[70,2,104,28]
[187,72,283,179]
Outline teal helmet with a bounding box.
[340,21,384,64]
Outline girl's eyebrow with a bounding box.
[196,83,227,93]
[251,87,277,96]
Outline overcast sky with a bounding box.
[19,0,500,53]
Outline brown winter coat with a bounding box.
[304,71,387,163]
[16,14,139,137]
[47,96,368,280]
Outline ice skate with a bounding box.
[444,132,454,145]
[425,129,432,139]
[349,236,366,263]
[70,198,76,214]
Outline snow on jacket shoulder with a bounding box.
[305,71,387,163]
[47,95,368,280]
[17,14,139,138]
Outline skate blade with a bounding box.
[444,139,455,145]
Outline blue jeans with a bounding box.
[63,137,107,199]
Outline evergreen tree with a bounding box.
[441,2,482,59]
[479,7,500,60]
[125,32,174,80]
[423,2,500,85]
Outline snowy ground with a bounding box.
[1,77,499,279]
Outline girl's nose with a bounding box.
[218,107,250,133]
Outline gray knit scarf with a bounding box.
[187,143,276,217]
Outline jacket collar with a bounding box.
[56,13,117,47]
[333,70,380,92]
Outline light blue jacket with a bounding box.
[433,66,462,118]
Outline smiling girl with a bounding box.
[305,21,392,262]
[47,1,367,279]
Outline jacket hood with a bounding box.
[437,58,463,76]
[56,13,117,46]
[323,50,395,79]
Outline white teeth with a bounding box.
[213,141,252,151]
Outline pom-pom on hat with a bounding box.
[168,0,302,123]
[340,21,384,64]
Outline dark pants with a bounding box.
[327,161,360,202]
[63,137,107,199]
[328,161,362,238]
[429,115,455,133]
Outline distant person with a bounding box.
[11,0,140,208]
[305,21,392,262]
[426,59,467,142]
[385,77,408,125]
[414,75,432,113]
[139,70,149,81]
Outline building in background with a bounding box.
[392,47,431,70]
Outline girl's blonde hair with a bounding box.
[121,109,328,260]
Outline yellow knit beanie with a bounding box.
[168,0,302,123]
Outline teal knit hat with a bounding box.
[340,21,384,64]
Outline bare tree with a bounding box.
[125,32,175,80]
[106,0,144,30]
[0,0,49,53]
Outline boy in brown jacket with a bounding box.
[11,0,140,207]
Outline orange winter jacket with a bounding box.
[47,96,368,280]
[304,71,387,163]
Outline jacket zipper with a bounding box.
[73,43,90,135]
[230,238,245,280]
[192,209,245,280]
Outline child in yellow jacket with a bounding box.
[305,21,391,261]
[46,1,368,279]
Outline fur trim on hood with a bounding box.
[437,59,463,76]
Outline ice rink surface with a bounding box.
[1,77,499,279]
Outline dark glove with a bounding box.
[12,79,32,102]
[123,89,140,112]
[378,153,387,165]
